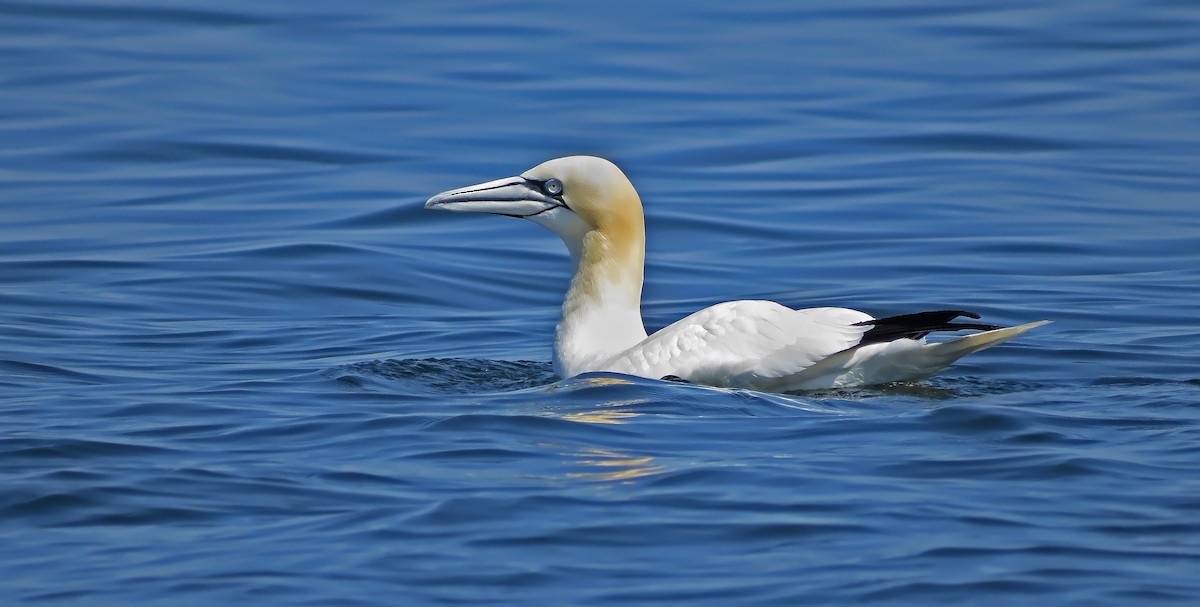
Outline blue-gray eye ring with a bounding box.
[543,178,563,196]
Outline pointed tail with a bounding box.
[761,320,1050,391]
[922,320,1051,366]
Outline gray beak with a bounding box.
[425,176,564,218]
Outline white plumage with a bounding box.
[425,155,1047,392]
[603,302,868,387]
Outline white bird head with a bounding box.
[424,156,644,263]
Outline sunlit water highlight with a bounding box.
[2,1,1199,605]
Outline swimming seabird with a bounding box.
[425,156,1047,391]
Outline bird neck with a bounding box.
[554,226,647,377]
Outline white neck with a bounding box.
[552,229,647,377]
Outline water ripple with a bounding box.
[4,0,1200,605]
[0,0,275,27]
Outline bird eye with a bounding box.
[543,178,563,196]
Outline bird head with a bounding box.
[425,156,644,261]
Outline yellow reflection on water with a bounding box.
[549,376,646,425]
[577,376,634,388]
[567,448,666,482]
[560,410,641,425]
[539,374,666,481]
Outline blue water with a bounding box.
[2,0,1199,604]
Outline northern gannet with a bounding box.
[425,156,1047,391]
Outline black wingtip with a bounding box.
[852,309,980,328]
[855,309,1000,346]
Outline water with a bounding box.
[2,0,1199,604]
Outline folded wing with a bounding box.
[601,300,874,387]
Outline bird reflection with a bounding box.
[541,376,666,481]
[566,447,666,482]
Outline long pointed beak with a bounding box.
[425,176,564,218]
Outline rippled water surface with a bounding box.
[3,1,1199,604]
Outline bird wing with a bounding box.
[601,300,874,387]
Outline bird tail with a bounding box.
[920,320,1051,367]
[761,320,1050,392]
